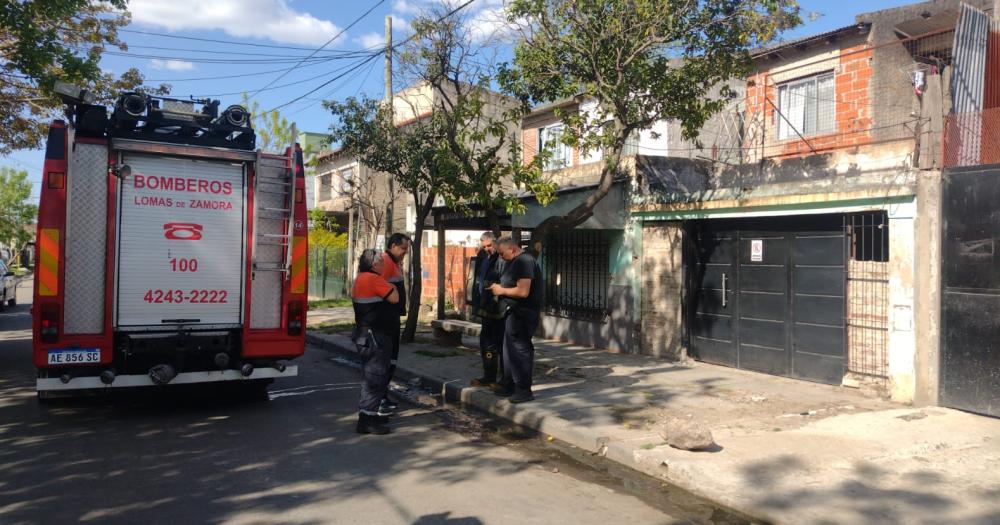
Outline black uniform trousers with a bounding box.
[500,309,540,394]
[386,317,401,386]
[479,316,506,382]
[357,329,392,414]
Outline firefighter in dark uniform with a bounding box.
[352,249,399,435]
[380,232,411,416]
[488,236,543,404]
[470,231,506,387]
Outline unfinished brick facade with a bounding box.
[744,41,874,159]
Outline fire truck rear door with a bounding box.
[115,154,247,328]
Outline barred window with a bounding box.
[543,230,610,321]
[777,72,835,139]
[539,124,572,171]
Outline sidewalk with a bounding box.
[307,309,1000,525]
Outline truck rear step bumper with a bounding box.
[37,366,298,391]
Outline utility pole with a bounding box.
[384,15,395,243]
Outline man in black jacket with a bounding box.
[488,236,543,404]
[469,232,505,387]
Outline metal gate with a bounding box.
[688,215,847,385]
[941,165,1000,417]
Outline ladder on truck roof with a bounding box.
[251,124,297,277]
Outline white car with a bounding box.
[0,260,16,310]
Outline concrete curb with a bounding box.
[306,331,777,524]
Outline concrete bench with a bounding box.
[430,319,481,346]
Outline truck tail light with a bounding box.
[287,301,303,336]
[40,302,60,343]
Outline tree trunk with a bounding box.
[485,207,501,237]
[528,147,624,256]
[402,192,436,343]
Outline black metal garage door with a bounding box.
[689,215,846,385]
[941,165,1000,417]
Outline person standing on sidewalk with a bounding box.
[380,233,411,416]
[470,231,506,387]
[351,249,400,435]
[488,236,543,403]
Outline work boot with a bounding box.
[493,385,514,397]
[509,390,535,404]
[377,399,394,417]
[470,377,496,387]
[356,413,390,435]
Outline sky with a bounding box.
[4,0,922,200]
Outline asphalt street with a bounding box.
[0,282,693,525]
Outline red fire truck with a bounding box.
[33,85,307,400]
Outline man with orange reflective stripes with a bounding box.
[352,249,400,435]
[379,232,411,416]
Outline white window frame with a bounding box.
[338,166,354,196]
[538,124,572,171]
[776,72,835,140]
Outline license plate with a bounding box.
[47,348,101,365]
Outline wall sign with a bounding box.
[750,239,763,262]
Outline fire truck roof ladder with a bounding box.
[251,123,297,275]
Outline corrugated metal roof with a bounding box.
[752,23,871,58]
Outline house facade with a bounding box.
[515,93,737,354]
[630,0,995,405]
[516,0,995,408]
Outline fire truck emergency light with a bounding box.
[219,105,249,127]
[121,93,148,117]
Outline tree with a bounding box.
[241,93,296,153]
[498,0,800,252]
[0,167,38,262]
[308,208,347,249]
[399,10,555,235]
[0,1,170,154]
[327,96,453,342]
[328,7,554,342]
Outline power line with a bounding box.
[115,43,376,59]
[86,48,345,64]
[179,54,382,98]
[268,53,383,111]
[248,0,388,102]
[115,28,361,51]
[267,0,477,112]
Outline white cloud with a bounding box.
[466,3,516,43]
[129,0,344,46]
[150,59,196,71]
[357,32,385,50]
[386,0,513,44]
[392,0,422,15]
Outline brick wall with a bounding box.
[640,222,685,359]
[746,43,874,158]
[523,127,538,165]
[420,246,478,310]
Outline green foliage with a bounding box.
[501,0,800,145]
[401,12,556,225]
[309,228,348,250]
[0,167,38,253]
[498,0,800,240]
[308,207,340,231]
[241,93,296,153]
[0,1,170,154]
